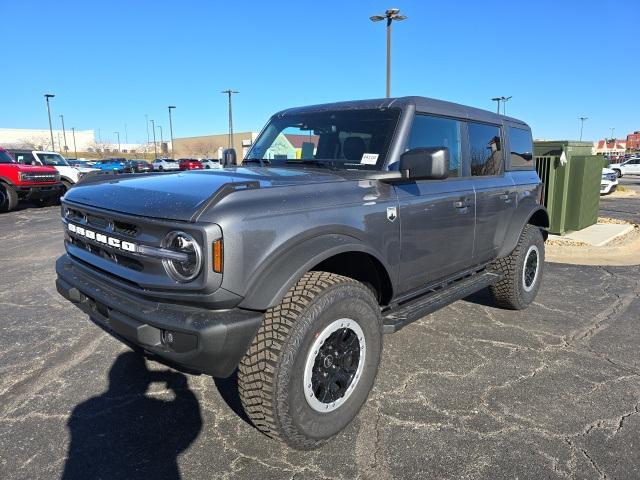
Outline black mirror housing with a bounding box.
[222,148,237,166]
[399,147,449,180]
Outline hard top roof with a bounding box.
[275,96,528,128]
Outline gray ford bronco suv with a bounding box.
[56,96,548,449]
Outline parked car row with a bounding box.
[608,157,640,178]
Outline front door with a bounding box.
[395,114,476,294]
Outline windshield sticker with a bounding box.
[360,153,379,165]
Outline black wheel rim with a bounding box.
[524,249,538,289]
[311,327,361,404]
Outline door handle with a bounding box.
[499,193,512,203]
[453,200,465,208]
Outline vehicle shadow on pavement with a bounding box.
[462,287,496,307]
[213,370,253,427]
[61,351,202,480]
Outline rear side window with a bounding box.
[468,122,503,176]
[406,114,462,177]
[509,127,534,169]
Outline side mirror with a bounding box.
[521,152,533,161]
[399,147,449,180]
[222,148,236,166]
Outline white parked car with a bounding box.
[608,157,640,177]
[601,168,619,195]
[152,158,180,171]
[201,158,223,169]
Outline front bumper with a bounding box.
[56,254,263,377]
[16,183,64,199]
[600,180,618,194]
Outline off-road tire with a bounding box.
[0,183,19,212]
[238,271,383,450]
[489,225,545,310]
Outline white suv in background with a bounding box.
[201,158,223,169]
[152,158,180,171]
[10,150,91,191]
[609,158,640,177]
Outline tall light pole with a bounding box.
[221,90,238,150]
[44,94,55,151]
[114,131,121,152]
[491,97,502,114]
[124,124,128,144]
[370,8,407,98]
[60,114,68,152]
[71,127,78,159]
[168,106,176,158]
[579,117,588,141]
[145,114,150,159]
[151,119,157,158]
[610,127,615,141]
[501,96,512,116]
[158,125,164,153]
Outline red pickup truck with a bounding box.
[0,147,64,212]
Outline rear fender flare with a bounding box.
[497,204,549,258]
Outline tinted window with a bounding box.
[13,152,37,164]
[468,122,503,176]
[509,127,534,169]
[0,151,15,164]
[406,115,462,177]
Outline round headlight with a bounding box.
[162,231,202,282]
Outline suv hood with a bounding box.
[8,163,58,174]
[64,166,350,221]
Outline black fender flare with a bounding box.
[238,233,393,310]
[497,204,549,258]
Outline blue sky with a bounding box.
[1,0,638,144]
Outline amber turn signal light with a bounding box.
[212,239,223,273]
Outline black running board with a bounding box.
[382,271,502,333]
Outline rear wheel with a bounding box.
[238,271,382,450]
[0,183,18,212]
[489,225,545,310]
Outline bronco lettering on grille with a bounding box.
[67,223,137,252]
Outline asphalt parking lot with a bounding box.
[0,183,639,480]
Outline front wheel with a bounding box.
[0,183,18,212]
[613,169,622,178]
[489,225,545,310]
[238,272,382,450]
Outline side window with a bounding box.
[468,122,503,176]
[406,114,462,177]
[509,127,534,169]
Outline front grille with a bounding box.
[20,172,59,183]
[113,220,138,237]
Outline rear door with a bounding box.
[626,158,640,174]
[469,122,516,264]
[395,114,476,293]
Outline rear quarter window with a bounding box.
[509,127,534,169]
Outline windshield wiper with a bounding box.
[243,158,270,166]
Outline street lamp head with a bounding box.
[370,14,385,21]
[168,105,176,109]
[394,15,407,21]
[386,8,400,15]
[45,93,55,99]
[491,97,501,102]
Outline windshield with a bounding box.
[37,153,69,166]
[0,151,15,164]
[247,108,400,170]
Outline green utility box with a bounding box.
[534,141,601,235]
